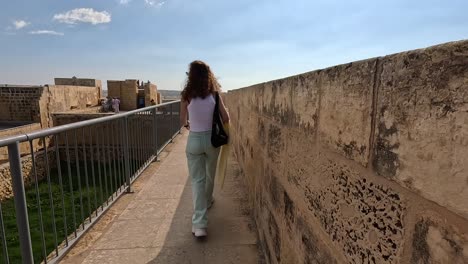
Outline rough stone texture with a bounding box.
[0,149,56,201]
[410,216,468,264]
[54,78,102,88]
[0,85,44,122]
[144,83,157,106]
[0,82,101,129]
[0,123,42,163]
[290,71,321,133]
[107,81,122,99]
[294,154,406,263]
[373,41,468,219]
[157,92,162,104]
[107,80,138,110]
[319,59,376,166]
[226,40,468,263]
[52,113,171,151]
[46,85,101,127]
[0,80,103,204]
[52,112,112,127]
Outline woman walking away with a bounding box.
[180,60,230,238]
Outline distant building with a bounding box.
[107,80,161,110]
[0,77,102,163]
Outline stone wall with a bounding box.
[47,84,100,111]
[0,82,101,129]
[0,149,56,201]
[0,85,44,122]
[144,83,158,106]
[54,77,102,89]
[52,112,112,127]
[51,112,175,155]
[225,40,468,264]
[107,80,138,111]
[0,123,43,164]
[157,92,162,104]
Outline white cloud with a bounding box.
[13,20,30,29]
[145,0,165,7]
[53,8,111,25]
[119,0,132,4]
[29,30,64,36]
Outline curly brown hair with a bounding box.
[181,60,221,102]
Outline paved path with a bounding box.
[63,132,260,264]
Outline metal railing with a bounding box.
[0,101,181,264]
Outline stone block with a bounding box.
[107,81,122,98]
[290,71,321,133]
[286,151,406,263]
[258,80,294,126]
[144,83,157,106]
[226,40,468,264]
[373,40,468,219]
[54,78,100,87]
[0,86,44,122]
[411,217,468,264]
[319,59,377,166]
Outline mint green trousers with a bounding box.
[186,131,220,228]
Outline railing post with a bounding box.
[170,103,173,142]
[152,108,159,160]
[123,117,132,193]
[177,101,181,135]
[8,142,34,264]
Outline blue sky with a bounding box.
[1,0,467,91]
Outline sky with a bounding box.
[1,0,467,91]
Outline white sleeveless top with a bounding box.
[188,95,215,132]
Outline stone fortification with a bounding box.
[0,78,102,129]
[0,85,44,123]
[144,82,158,106]
[107,80,139,111]
[0,78,102,200]
[226,40,468,263]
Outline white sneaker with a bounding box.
[192,227,207,238]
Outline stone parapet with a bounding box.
[226,40,468,263]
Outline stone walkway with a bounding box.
[61,132,260,264]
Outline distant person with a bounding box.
[180,60,230,238]
[105,96,113,112]
[112,97,120,113]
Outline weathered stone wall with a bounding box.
[107,80,138,110]
[0,81,101,129]
[0,149,56,201]
[144,83,158,106]
[0,85,44,122]
[0,123,43,164]
[157,92,162,104]
[52,112,113,127]
[51,112,175,152]
[54,77,102,89]
[226,40,468,264]
[40,85,100,128]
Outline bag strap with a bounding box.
[214,92,220,114]
[214,91,219,105]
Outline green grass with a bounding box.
[0,158,139,264]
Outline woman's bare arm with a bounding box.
[180,100,189,129]
[218,95,230,123]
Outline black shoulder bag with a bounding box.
[211,92,229,148]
